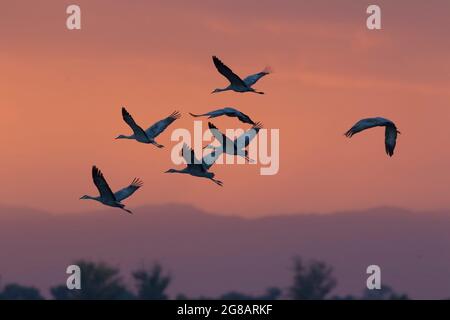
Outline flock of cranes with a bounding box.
[80,56,401,214]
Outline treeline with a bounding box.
[0,257,408,300]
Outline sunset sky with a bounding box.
[0,0,449,216]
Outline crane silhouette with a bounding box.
[116,107,180,148]
[211,56,271,94]
[345,117,401,157]
[80,166,143,214]
[189,107,256,125]
[165,143,223,186]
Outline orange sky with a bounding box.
[0,0,449,216]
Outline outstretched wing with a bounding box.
[145,111,181,139]
[181,143,202,167]
[235,122,263,148]
[190,108,255,125]
[208,122,234,147]
[202,148,222,170]
[92,166,116,201]
[345,117,392,137]
[121,107,148,140]
[212,56,247,87]
[221,107,255,125]
[189,108,229,119]
[243,67,271,87]
[235,111,256,125]
[385,125,398,157]
[114,178,143,202]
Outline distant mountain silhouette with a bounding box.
[1,204,449,299]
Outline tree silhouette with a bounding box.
[174,287,281,300]
[132,263,171,300]
[2,256,411,300]
[50,260,132,300]
[361,285,409,300]
[0,283,44,300]
[289,257,337,300]
[220,287,282,300]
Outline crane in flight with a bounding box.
[211,56,271,94]
[205,122,263,162]
[189,107,256,125]
[345,117,401,157]
[165,143,223,186]
[80,166,143,214]
[116,107,181,148]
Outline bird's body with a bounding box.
[189,107,256,125]
[165,144,223,186]
[345,117,400,157]
[211,56,271,94]
[205,122,263,162]
[80,166,143,214]
[116,107,181,148]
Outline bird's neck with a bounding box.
[118,135,134,139]
[86,195,100,201]
[169,169,185,174]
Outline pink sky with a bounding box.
[0,0,449,216]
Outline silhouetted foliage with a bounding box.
[331,285,409,300]
[175,287,281,300]
[289,257,337,300]
[50,260,132,300]
[4,256,411,300]
[220,287,282,300]
[132,263,171,300]
[361,285,409,300]
[0,283,44,300]
[331,294,356,300]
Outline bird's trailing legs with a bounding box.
[121,207,133,214]
[244,155,255,163]
[211,178,223,187]
[151,141,164,148]
[252,90,264,95]
[117,203,133,214]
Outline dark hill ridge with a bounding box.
[0,204,449,299]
